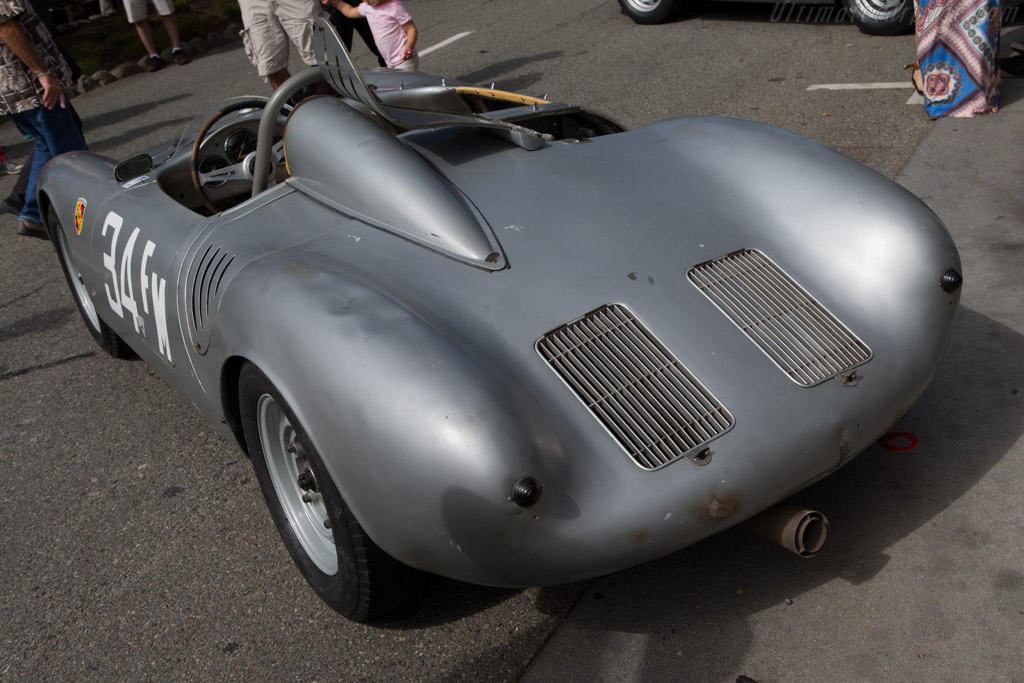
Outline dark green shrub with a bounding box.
[217,0,241,23]
[56,0,233,75]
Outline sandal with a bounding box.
[905,62,924,95]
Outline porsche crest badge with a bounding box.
[74,198,86,235]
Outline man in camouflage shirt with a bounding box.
[0,0,86,238]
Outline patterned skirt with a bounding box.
[916,0,1000,117]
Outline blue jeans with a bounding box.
[9,102,87,224]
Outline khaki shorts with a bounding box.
[240,0,325,77]
[124,0,174,23]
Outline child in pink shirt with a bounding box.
[330,0,417,70]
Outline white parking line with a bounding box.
[806,82,913,90]
[807,81,924,105]
[420,32,473,57]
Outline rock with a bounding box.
[76,75,99,93]
[225,23,242,40]
[90,69,117,85]
[111,62,145,79]
[190,36,211,54]
[207,31,229,48]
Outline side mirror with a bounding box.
[114,154,154,183]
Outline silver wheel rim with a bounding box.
[57,228,101,332]
[854,0,906,18]
[624,0,663,12]
[257,393,338,575]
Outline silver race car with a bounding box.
[38,20,962,621]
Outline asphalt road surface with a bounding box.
[1,1,1020,680]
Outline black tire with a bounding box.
[50,206,134,358]
[617,0,680,24]
[238,362,424,621]
[844,0,914,35]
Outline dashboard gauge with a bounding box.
[198,155,229,173]
[198,155,229,186]
[224,129,258,162]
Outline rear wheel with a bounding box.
[844,0,914,35]
[618,0,680,24]
[50,206,134,358]
[238,363,423,621]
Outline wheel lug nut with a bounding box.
[297,470,316,491]
[301,493,312,503]
[323,519,332,529]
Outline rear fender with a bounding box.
[211,258,564,580]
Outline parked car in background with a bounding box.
[616,0,915,36]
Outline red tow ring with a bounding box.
[878,432,919,452]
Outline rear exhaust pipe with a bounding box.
[742,503,829,558]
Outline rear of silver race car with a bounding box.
[240,115,961,588]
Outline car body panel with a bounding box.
[39,49,960,588]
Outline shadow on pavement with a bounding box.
[457,51,564,87]
[82,95,195,131]
[88,117,194,155]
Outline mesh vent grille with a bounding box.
[689,250,871,386]
[538,304,734,470]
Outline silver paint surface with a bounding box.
[37,49,961,588]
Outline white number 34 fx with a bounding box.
[100,210,172,362]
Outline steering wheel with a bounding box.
[190,98,273,214]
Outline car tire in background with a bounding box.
[239,363,424,621]
[844,0,915,35]
[618,0,680,24]
[50,206,135,359]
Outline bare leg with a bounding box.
[134,20,158,55]
[159,13,181,48]
[267,68,291,90]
